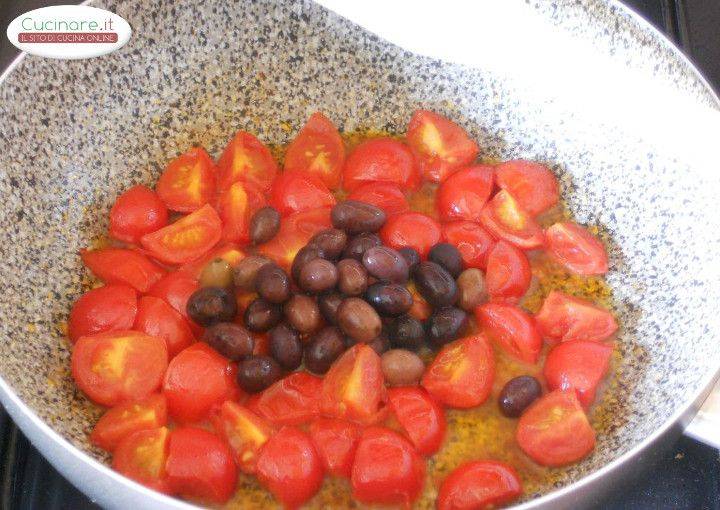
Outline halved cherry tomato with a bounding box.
[91,394,167,452]
[406,110,479,183]
[437,460,522,510]
[380,212,441,258]
[112,427,172,494]
[421,335,495,408]
[109,185,169,244]
[269,171,336,216]
[441,220,495,269]
[258,207,332,269]
[256,426,324,509]
[495,160,559,215]
[485,240,531,303]
[309,418,361,478]
[387,387,446,455]
[284,112,345,190]
[535,290,618,344]
[544,340,613,407]
[212,400,273,474]
[81,248,166,293]
[516,389,596,467]
[178,243,245,279]
[72,330,168,407]
[350,426,425,506]
[68,284,137,343]
[140,204,222,264]
[321,344,387,425]
[163,343,239,423]
[343,138,419,191]
[166,427,237,504]
[217,130,278,192]
[476,303,542,364]
[545,221,609,275]
[147,272,200,322]
[436,165,494,222]
[156,147,216,212]
[347,182,410,217]
[217,181,266,244]
[407,281,432,321]
[480,190,544,250]
[246,371,323,426]
[134,296,195,358]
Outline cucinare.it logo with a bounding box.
[6,5,131,59]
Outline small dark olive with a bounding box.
[186,287,238,326]
[283,294,322,334]
[309,228,348,260]
[362,246,409,283]
[234,255,273,292]
[499,376,542,418]
[298,258,338,294]
[336,297,382,343]
[381,349,425,387]
[318,292,344,325]
[250,206,281,244]
[237,355,282,393]
[365,282,413,317]
[291,244,325,283]
[305,326,346,374]
[342,233,381,261]
[426,307,468,347]
[386,314,426,349]
[456,268,488,311]
[337,258,368,296]
[428,242,464,278]
[268,323,303,370]
[243,298,282,332]
[255,264,291,304]
[331,200,386,234]
[414,261,459,307]
[367,333,390,355]
[203,322,254,361]
[398,247,421,273]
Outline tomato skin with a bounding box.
[109,185,169,243]
[134,296,195,358]
[441,220,495,269]
[437,461,522,510]
[217,181,266,244]
[476,303,542,364]
[380,212,442,259]
[343,138,419,192]
[545,221,609,275]
[495,160,559,215]
[544,340,613,407]
[387,387,446,455]
[421,335,495,409]
[485,241,531,303]
[112,427,172,494]
[217,130,278,192]
[178,243,245,279]
[480,190,544,250]
[156,147,216,212]
[212,401,273,474]
[166,427,237,504]
[91,394,167,452]
[351,426,425,506]
[258,207,332,269]
[72,330,168,407]
[516,389,596,467]
[68,284,137,343]
[348,182,410,217]
[535,290,618,344]
[309,418,361,478]
[81,248,166,293]
[269,171,336,216]
[284,112,345,190]
[246,371,323,426]
[146,271,200,322]
[436,165,494,222]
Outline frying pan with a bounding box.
[0,0,719,508]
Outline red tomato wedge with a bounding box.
[387,387,446,455]
[441,220,495,269]
[147,271,200,322]
[421,335,495,409]
[495,160,559,215]
[166,427,237,504]
[217,180,266,244]
[246,371,323,426]
[68,284,137,343]
[437,461,522,510]
[81,248,166,293]
[269,171,336,216]
[256,426,324,510]
[535,291,618,344]
[436,165,494,222]
[380,212,442,259]
[134,296,195,358]
[112,427,172,494]
[109,185,169,244]
[407,110,479,183]
[72,330,168,407]
[476,303,542,364]
[545,221,609,275]
[178,243,245,279]
[257,207,332,269]
[544,340,613,407]
[156,147,216,212]
[91,394,167,452]
[343,138,419,192]
[284,112,345,190]
[309,418,361,478]
[480,190,544,250]
[140,204,222,264]
[212,401,273,474]
[351,426,425,506]
[217,130,278,192]
[347,182,410,217]
[516,389,596,467]
[485,240,531,303]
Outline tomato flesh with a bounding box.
[284,112,345,190]
[217,180,266,244]
[69,284,137,342]
[476,303,542,364]
[134,296,195,358]
[544,340,613,407]
[480,190,544,250]
[91,394,167,452]
[387,387,446,455]
[545,221,609,275]
[156,147,216,212]
[380,212,442,259]
[217,130,278,192]
[485,240,531,303]
[212,400,273,474]
[436,165,494,222]
[109,185,169,243]
[348,182,410,217]
[437,460,522,510]
[258,207,331,269]
[112,427,172,494]
[495,160,559,215]
[343,137,419,191]
[246,371,323,426]
[535,290,618,344]
[81,248,166,293]
[441,220,495,269]
[269,170,336,216]
[309,418,361,478]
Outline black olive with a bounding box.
[203,322,254,361]
[298,258,338,294]
[233,255,273,292]
[398,247,421,273]
[186,287,238,326]
[255,264,291,304]
[342,232,381,261]
[268,323,303,370]
[362,246,409,283]
[237,355,282,393]
[499,376,542,418]
[305,326,346,374]
[365,282,413,317]
[331,200,386,234]
[250,206,281,244]
[318,292,344,325]
[426,307,468,347]
[243,298,282,332]
[414,261,459,307]
[291,244,325,283]
[309,228,348,260]
[337,258,369,296]
[428,242,463,278]
[386,314,426,349]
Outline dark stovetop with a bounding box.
[1,1,719,509]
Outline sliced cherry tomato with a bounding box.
[495,159,559,215]
[72,330,168,407]
[246,371,323,426]
[156,147,216,212]
[166,427,237,504]
[212,401,273,474]
[406,110,479,183]
[321,344,387,425]
[421,335,495,409]
[284,112,345,190]
[516,389,596,467]
[140,204,222,264]
[441,220,495,269]
[545,221,609,275]
[134,296,195,358]
[163,343,239,423]
[309,418,361,478]
[480,190,544,250]
[476,303,542,364]
[485,240,531,303]
[81,248,166,293]
[387,387,446,455]
[269,171,336,216]
[91,394,167,452]
[407,281,432,321]
[348,182,410,217]
[256,426,324,509]
[343,138,419,191]
[217,180,266,244]
[258,207,332,269]
[350,426,425,506]
[112,427,172,494]
[437,460,522,510]
[436,165,494,222]
[109,185,169,244]
[544,340,613,407]
[535,290,618,344]
[217,130,278,192]
[68,284,137,343]
[178,243,245,279]
[380,212,441,259]
[147,271,200,322]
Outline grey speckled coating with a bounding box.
[0,0,719,508]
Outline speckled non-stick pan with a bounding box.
[1,0,719,508]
